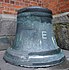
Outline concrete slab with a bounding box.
[0,50,69,70]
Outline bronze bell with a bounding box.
[3,6,65,67]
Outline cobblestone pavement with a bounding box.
[0,50,69,70]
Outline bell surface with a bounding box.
[3,6,65,67]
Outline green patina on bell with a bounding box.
[3,6,65,67]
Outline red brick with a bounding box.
[17,0,23,2]
[2,3,11,7]
[38,3,42,6]
[10,0,14,4]
[9,7,14,11]
[30,1,38,6]
[65,6,69,10]
[39,0,42,3]
[0,10,2,14]
[20,2,24,6]
[65,9,69,12]
[0,0,3,2]
[22,0,24,2]
[42,4,49,8]
[60,9,67,13]
[65,0,69,5]
[48,2,58,9]
[61,8,67,13]
[61,8,69,13]
[4,7,9,11]
[59,0,65,3]
[59,4,69,11]
[15,1,19,5]
[58,2,64,6]
[42,0,49,3]
[25,3,29,6]
[14,5,23,9]
[32,0,36,1]
[0,7,4,11]
[34,0,39,2]
[24,0,30,3]
[5,0,9,3]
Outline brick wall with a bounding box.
[0,0,69,15]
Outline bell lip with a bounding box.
[3,47,65,68]
[17,6,52,14]
[3,55,65,68]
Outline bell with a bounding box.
[3,6,65,67]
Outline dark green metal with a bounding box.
[3,6,65,67]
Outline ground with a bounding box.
[0,50,69,70]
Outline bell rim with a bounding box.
[3,55,65,68]
[3,47,65,68]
